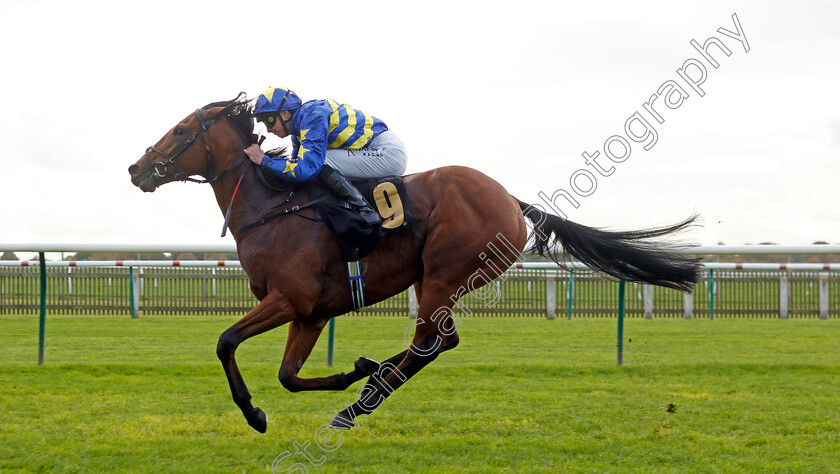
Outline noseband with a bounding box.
[144,108,246,185]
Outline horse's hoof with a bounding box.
[354,357,380,375]
[247,407,268,434]
[330,412,356,430]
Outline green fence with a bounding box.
[1,265,838,319]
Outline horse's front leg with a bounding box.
[277,320,381,392]
[216,290,297,433]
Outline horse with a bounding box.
[128,94,701,433]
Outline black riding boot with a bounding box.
[317,165,381,226]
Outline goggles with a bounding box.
[256,113,278,128]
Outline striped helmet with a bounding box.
[253,87,302,114]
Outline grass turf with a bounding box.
[0,315,838,473]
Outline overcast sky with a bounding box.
[1,0,838,256]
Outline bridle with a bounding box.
[144,108,247,185]
[143,106,253,237]
[139,99,325,240]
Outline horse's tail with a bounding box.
[517,201,702,292]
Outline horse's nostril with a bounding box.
[128,164,140,176]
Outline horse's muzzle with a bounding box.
[128,163,158,192]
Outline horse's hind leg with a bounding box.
[331,283,460,429]
[276,320,381,392]
[216,290,297,433]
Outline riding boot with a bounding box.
[317,165,382,226]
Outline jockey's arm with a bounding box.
[258,153,322,182]
[247,112,329,182]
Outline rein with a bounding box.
[144,107,255,186]
[233,194,330,239]
[144,107,323,239]
[220,159,251,237]
[144,107,257,237]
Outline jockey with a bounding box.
[244,87,408,226]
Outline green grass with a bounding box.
[1,315,838,473]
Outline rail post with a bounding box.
[567,271,574,320]
[643,284,653,319]
[545,276,556,320]
[819,274,829,320]
[408,286,418,319]
[709,269,715,320]
[327,317,336,367]
[129,267,139,319]
[684,291,694,319]
[617,280,626,366]
[779,275,789,319]
[38,252,46,365]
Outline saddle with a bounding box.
[314,176,413,261]
[241,167,413,261]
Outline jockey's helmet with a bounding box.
[253,87,302,115]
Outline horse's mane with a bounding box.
[200,93,294,192]
[201,93,292,159]
[202,92,259,145]
[266,144,292,159]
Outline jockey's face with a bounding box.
[265,110,294,138]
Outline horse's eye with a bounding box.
[174,127,186,136]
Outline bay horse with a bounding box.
[128,94,700,433]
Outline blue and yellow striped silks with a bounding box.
[262,98,388,183]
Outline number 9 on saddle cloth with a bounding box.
[316,176,413,262]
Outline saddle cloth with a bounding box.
[316,176,413,261]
